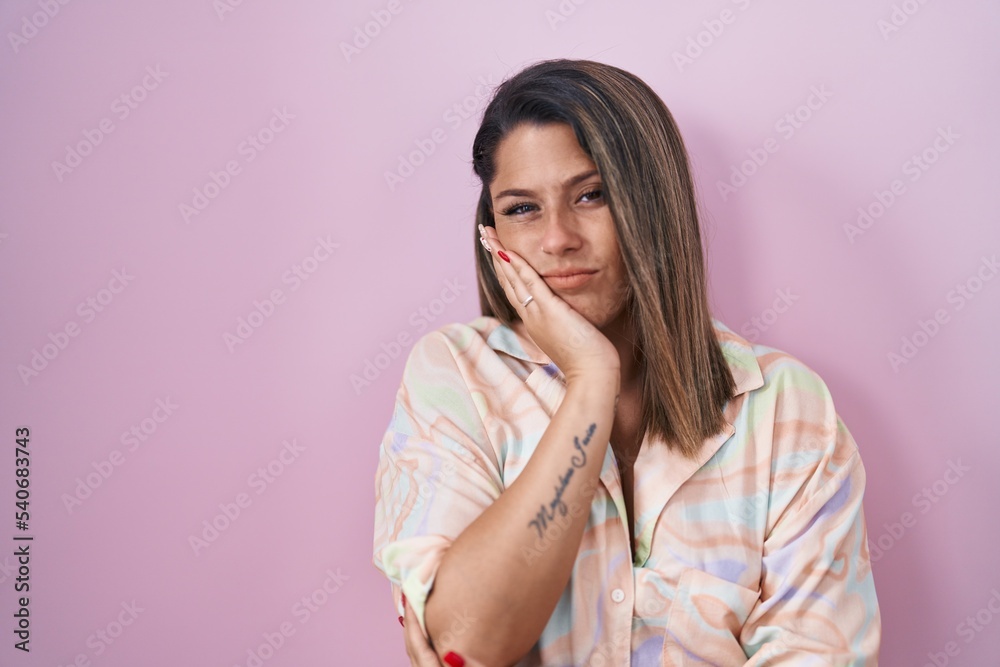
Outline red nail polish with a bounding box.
[398,616,404,627]
[401,592,406,608]
[443,651,465,667]
[498,250,510,263]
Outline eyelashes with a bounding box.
[499,189,604,218]
[501,201,533,216]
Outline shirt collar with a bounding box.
[476,315,763,397]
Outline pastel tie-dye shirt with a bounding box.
[373,315,881,665]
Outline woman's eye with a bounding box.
[501,202,534,216]
[501,190,601,216]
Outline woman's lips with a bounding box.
[543,271,597,290]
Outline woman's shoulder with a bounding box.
[399,316,522,381]
[407,315,504,358]
[408,315,548,366]
[398,316,550,404]
[711,317,836,407]
[712,318,861,484]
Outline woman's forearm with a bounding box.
[424,372,620,666]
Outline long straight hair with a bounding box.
[471,58,736,460]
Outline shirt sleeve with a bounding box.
[740,361,882,665]
[372,329,504,643]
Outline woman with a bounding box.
[373,58,881,666]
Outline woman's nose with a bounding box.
[540,206,582,255]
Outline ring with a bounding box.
[520,294,534,307]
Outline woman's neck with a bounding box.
[599,310,643,392]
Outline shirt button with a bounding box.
[611,588,626,603]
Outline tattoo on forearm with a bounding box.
[528,422,597,538]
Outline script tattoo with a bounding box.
[528,422,597,538]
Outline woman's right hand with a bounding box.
[480,224,621,386]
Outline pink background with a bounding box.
[1,1,998,665]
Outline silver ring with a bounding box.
[520,294,534,307]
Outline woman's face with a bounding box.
[490,122,629,328]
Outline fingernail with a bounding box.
[401,592,406,608]
[443,651,466,667]
[398,616,404,626]
[498,250,510,263]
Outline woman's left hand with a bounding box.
[402,596,445,666]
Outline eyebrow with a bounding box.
[494,169,601,199]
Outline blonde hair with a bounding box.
[471,58,735,459]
